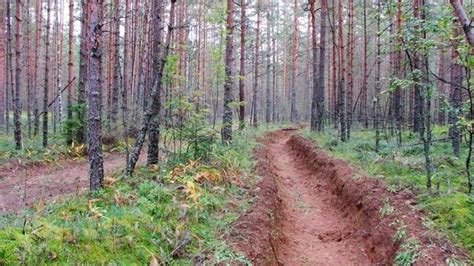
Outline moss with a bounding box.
[0,126,275,264]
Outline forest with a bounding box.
[0,0,474,264]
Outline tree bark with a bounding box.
[394,0,403,146]
[87,0,105,191]
[221,0,234,143]
[77,0,88,144]
[450,0,474,48]
[66,0,75,145]
[122,0,131,164]
[26,0,32,138]
[449,27,463,158]
[252,1,260,127]
[346,0,354,139]
[147,0,164,166]
[43,0,52,147]
[265,10,272,124]
[239,0,246,129]
[33,0,42,136]
[374,0,382,151]
[0,0,4,126]
[337,0,346,141]
[14,0,23,149]
[290,0,299,122]
[126,0,177,175]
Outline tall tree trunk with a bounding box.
[55,0,64,133]
[239,0,246,129]
[0,0,4,127]
[290,0,299,122]
[337,0,346,141]
[271,10,277,123]
[312,0,327,132]
[361,0,368,128]
[14,0,23,149]
[87,0,105,191]
[76,0,88,144]
[33,0,42,136]
[147,0,164,166]
[331,0,337,128]
[126,0,177,175]
[394,0,403,146]
[310,0,318,131]
[221,0,234,143]
[122,0,131,164]
[111,0,121,126]
[26,0,32,138]
[374,0,382,151]
[265,11,272,124]
[252,1,260,127]
[346,0,354,138]
[66,0,75,145]
[43,0,52,147]
[413,0,432,191]
[449,30,463,158]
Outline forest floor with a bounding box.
[233,129,469,265]
[0,151,145,213]
[0,127,471,264]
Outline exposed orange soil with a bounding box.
[233,130,468,265]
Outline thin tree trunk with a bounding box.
[374,0,382,151]
[66,0,75,145]
[77,0,88,144]
[14,0,23,149]
[239,0,246,129]
[0,0,4,127]
[394,0,403,146]
[55,0,64,133]
[346,0,354,139]
[310,0,318,131]
[337,0,346,141]
[313,0,327,132]
[290,0,299,122]
[33,0,42,136]
[126,0,177,175]
[361,0,368,128]
[221,0,234,143]
[449,32,463,158]
[252,1,260,127]
[147,0,164,166]
[26,0,32,138]
[122,0,131,164]
[111,0,121,126]
[43,0,52,147]
[265,10,272,124]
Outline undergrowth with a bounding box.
[0,126,273,265]
[302,126,474,260]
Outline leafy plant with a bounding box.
[394,238,420,266]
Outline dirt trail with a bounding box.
[0,152,145,214]
[233,130,468,265]
[270,134,368,265]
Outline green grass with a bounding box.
[0,126,274,265]
[302,126,474,259]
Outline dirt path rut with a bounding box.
[271,134,368,265]
[0,152,145,214]
[233,130,467,265]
